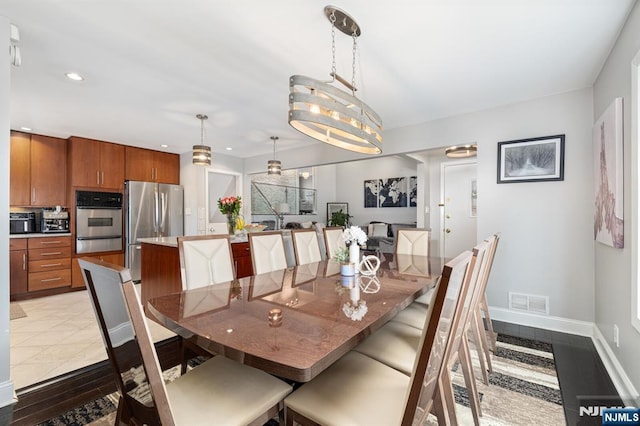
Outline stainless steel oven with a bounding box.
[76,191,123,254]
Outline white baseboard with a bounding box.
[0,379,16,409]
[489,306,594,337]
[592,326,640,407]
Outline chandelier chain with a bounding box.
[330,11,336,81]
[351,31,358,94]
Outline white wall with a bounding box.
[1,16,15,409]
[334,156,418,226]
[390,89,595,323]
[592,2,640,402]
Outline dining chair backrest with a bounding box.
[395,228,430,256]
[79,257,171,425]
[478,234,499,297]
[248,230,288,275]
[402,249,475,425]
[177,235,235,290]
[449,241,490,358]
[323,226,345,260]
[291,228,322,265]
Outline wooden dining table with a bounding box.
[147,255,443,383]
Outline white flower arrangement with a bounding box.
[342,225,368,247]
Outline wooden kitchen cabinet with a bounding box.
[27,236,72,292]
[71,252,124,288]
[125,146,180,184]
[10,238,28,300]
[68,136,125,190]
[231,242,253,278]
[10,131,67,207]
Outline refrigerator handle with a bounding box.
[159,192,167,234]
[153,191,159,234]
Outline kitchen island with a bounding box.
[138,235,253,309]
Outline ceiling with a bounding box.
[1,1,635,158]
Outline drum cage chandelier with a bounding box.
[288,6,383,154]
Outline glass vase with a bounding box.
[349,244,360,273]
[227,214,236,235]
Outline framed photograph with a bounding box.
[497,135,565,183]
[364,179,379,208]
[594,97,624,248]
[326,202,348,224]
[379,177,407,207]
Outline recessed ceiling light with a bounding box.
[225,147,232,151]
[160,144,168,148]
[20,126,32,131]
[65,72,84,81]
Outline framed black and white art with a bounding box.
[497,135,565,184]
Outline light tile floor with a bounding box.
[10,288,175,390]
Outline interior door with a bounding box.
[441,161,478,258]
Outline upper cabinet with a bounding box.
[10,131,67,207]
[125,146,180,184]
[68,137,125,190]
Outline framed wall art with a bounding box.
[497,135,565,183]
[594,97,624,248]
[409,176,417,207]
[326,202,349,224]
[364,179,379,208]
[379,177,407,207]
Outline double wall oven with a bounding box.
[76,191,123,254]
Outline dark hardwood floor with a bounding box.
[0,322,624,425]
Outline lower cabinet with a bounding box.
[27,236,72,292]
[9,239,28,300]
[72,253,124,288]
[232,242,253,278]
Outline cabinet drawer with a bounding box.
[28,246,72,261]
[231,242,251,258]
[10,238,28,251]
[28,236,71,249]
[29,269,71,291]
[29,257,72,272]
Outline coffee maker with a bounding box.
[41,207,70,233]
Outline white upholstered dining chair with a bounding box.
[248,231,288,275]
[395,228,430,256]
[177,235,235,290]
[322,226,345,260]
[284,250,474,426]
[291,229,322,265]
[79,257,292,426]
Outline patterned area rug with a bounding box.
[10,303,27,320]
[38,335,563,425]
[442,334,564,425]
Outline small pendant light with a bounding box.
[267,136,281,175]
[193,114,211,166]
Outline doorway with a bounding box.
[440,160,478,258]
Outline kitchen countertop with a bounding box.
[10,232,72,239]
[138,234,250,248]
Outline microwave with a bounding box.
[10,212,37,234]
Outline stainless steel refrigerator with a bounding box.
[125,180,184,282]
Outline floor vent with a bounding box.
[508,292,549,315]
